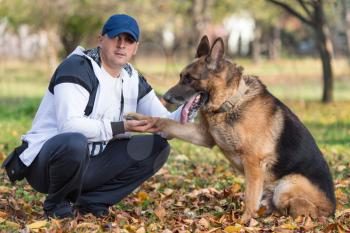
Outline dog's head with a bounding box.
[164,35,243,121]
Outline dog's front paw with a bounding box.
[241,211,257,225]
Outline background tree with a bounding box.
[340,0,350,63]
[267,0,334,103]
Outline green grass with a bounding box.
[0,58,349,231]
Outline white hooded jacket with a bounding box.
[19,46,185,166]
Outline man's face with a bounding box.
[98,33,138,70]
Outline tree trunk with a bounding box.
[45,28,61,74]
[252,26,262,64]
[186,0,212,59]
[268,23,281,60]
[341,0,350,63]
[314,2,334,103]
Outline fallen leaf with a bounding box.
[154,206,167,222]
[0,211,8,218]
[335,208,350,218]
[224,225,242,233]
[161,229,172,233]
[76,222,100,231]
[302,216,315,231]
[257,206,267,217]
[323,223,337,233]
[248,218,259,227]
[136,227,146,233]
[279,223,297,230]
[163,188,174,196]
[0,186,11,193]
[5,220,20,229]
[337,223,346,233]
[27,220,48,230]
[198,217,210,229]
[231,183,241,193]
[137,191,149,201]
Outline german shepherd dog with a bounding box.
[126,36,336,223]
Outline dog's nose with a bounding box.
[163,92,173,103]
[164,92,185,105]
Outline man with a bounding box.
[2,14,190,219]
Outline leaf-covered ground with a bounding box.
[0,59,350,232]
[0,150,350,232]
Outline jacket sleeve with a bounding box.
[54,83,114,142]
[51,55,116,142]
[136,90,184,121]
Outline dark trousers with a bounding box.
[25,133,170,210]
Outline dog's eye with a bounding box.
[182,75,194,84]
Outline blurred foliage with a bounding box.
[0,0,348,59]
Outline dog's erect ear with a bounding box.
[207,38,225,70]
[196,35,210,58]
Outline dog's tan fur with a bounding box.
[126,36,335,223]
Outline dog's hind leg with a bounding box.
[273,174,334,218]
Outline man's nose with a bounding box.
[116,38,126,48]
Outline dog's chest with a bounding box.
[206,115,244,171]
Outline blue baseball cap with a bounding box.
[102,14,140,42]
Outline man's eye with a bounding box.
[125,37,135,44]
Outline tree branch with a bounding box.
[297,0,313,19]
[266,0,315,26]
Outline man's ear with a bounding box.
[98,35,103,47]
[207,37,225,70]
[196,35,210,58]
[132,42,139,55]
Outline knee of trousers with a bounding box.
[55,132,89,163]
[151,135,170,171]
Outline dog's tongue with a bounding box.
[180,94,197,124]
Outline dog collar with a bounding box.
[215,78,248,113]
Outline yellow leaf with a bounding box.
[335,208,350,218]
[137,191,149,201]
[5,220,20,229]
[224,225,242,233]
[76,222,99,230]
[335,189,347,201]
[27,220,48,230]
[0,186,12,193]
[279,223,297,230]
[294,216,303,224]
[124,224,137,232]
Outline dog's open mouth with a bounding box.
[180,92,208,123]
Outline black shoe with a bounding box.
[44,201,74,219]
[1,142,29,183]
[76,203,109,218]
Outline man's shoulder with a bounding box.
[49,55,97,94]
[59,55,92,73]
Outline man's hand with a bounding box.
[124,118,160,133]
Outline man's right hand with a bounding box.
[124,119,159,133]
